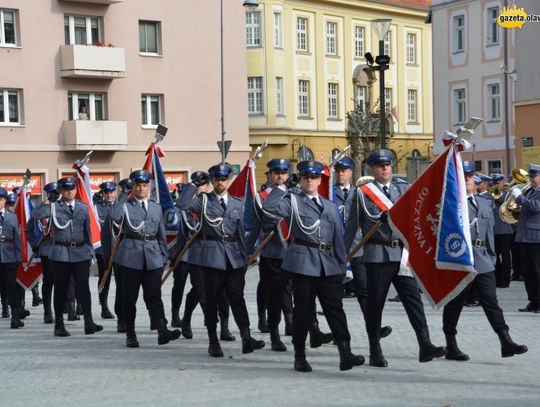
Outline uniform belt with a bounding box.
[474,239,486,247]
[201,235,237,243]
[124,233,157,241]
[0,236,13,243]
[369,238,403,248]
[54,240,85,248]
[293,238,333,251]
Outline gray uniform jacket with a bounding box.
[96,201,115,256]
[245,187,288,260]
[177,183,248,271]
[0,210,22,263]
[111,198,168,270]
[334,183,363,260]
[469,196,496,273]
[25,203,53,257]
[262,188,346,277]
[492,192,514,235]
[344,180,407,263]
[169,207,197,264]
[515,186,540,243]
[32,200,93,263]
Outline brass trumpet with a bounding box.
[499,168,530,224]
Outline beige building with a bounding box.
[0,0,250,196]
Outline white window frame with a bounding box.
[487,159,502,175]
[454,87,467,124]
[275,77,284,115]
[327,83,338,118]
[246,11,262,47]
[383,31,390,56]
[141,94,162,128]
[0,89,22,125]
[486,6,500,46]
[298,80,310,117]
[326,21,337,55]
[406,33,416,64]
[356,86,366,112]
[68,92,106,121]
[65,15,103,45]
[247,77,264,115]
[297,17,308,52]
[273,12,283,48]
[354,26,365,58]
[407,89,417,123]
[453,15,465,53]
[487,83,501,121]
[384,88,392,116]
[139,21,161,55]
[0,9,18,47]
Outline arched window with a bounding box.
[411,149,421,157]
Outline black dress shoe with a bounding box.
[464,301,481,307]
[258,318,269,333]
[388,295,401,302]
[44,313,53,324]
[181,319,193,339]
[54,321,70,337]
[84,321,104,335]
[208,342,224,357]
[294,357,312,372]
[126,334,140,348]
[1,308,10,318]
[380,326,392,338]
[518,303,536,312]
[101,306,115,319]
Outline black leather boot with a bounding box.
[67,301,79,321]
[171,306,181,328]
[32,286,42,307]
[293,343,312,372]
[54,316,70,337]
[43,302,53,324]
[1,306,9,318]
[220,318,236,341]
[497,329,528,358]
[444,334,469,361]
[284,313,293,336]
[100,294,114,319]
[368,336,387,367]
[180,318,193,339]
[380,325,392,338]
[416,329,445,362]
[309,322,333,348]
[258,310,269,333]
[270,327,287,352]
[207,328,224,357]
[84,314,104,335]
[117,319,127,333]
[156,319,181,345]
[10,308,23,329]
[240,327,265,354]
[126,322,139,348]
[336,340,365,371]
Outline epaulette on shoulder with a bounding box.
[75,199,88,207]
[393,177,409,185]
[229,195,241,202]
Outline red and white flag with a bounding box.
[72,160,101,249]
[16,187,42,289]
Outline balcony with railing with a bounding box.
[62,120,128,151]
[60,44,126,79]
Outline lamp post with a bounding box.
[217,1,259,162]
[365,18,392,149]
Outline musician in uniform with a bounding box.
[263,160,364,372]
[512,163,540,313]
[344,149,444,367]
[32,177,102,337]
[443,162,528,360]
[178,163,265,357]
[0,187,23,329]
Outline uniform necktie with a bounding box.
[220,197,227,211]
[468,196,478,211]
[383,186,391,200]
[0,212,3,222]
[68,204,74,215]
[343,188,349,201]
[312,197,323,213]
[141,201,147,214]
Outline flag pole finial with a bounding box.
[251,138,268,160]
[153,124,168,145]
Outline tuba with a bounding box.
[499,168,530,224]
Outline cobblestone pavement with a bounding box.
[0,269,538,407]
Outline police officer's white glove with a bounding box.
[343,267,353,284]
[510,186,522,199]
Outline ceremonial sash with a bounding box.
[359,183,412,277]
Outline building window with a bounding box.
[274,12,283,48]
[0,9,17,46]
[407,89,417,123]
[407,33,416,64]
[488,159,502,174]
[0,89,21,124]
[354,26,365,58]
[453,15,465,53]
[326,22,337,55]
[297,17,308,52]
[139,21,161,54]
[247,77,264,114]
[486,6,499,45]
[64,15,102,45]
[474,160,482,171]
[275,77,284,115]
[356,85,366,112]
[246,11,261,47]
[383,31,390,56]
[487,83,501,121]
[328,83,338,118]
[454,87,467,124]
[141,94,161,126]
[298,80,310,117]
[384,88,392,115]
[68,92,106,121]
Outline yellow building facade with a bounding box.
[246,0,433,184]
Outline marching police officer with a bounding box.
[178,163,265,357]
[263,160,364,372]
[443,162,528,360]
[345,149,444,367]
[111,170,180,348]
[32,177,102,337]
[95,181,117,320]
[512,163,540,313]
[0,187,23,329]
